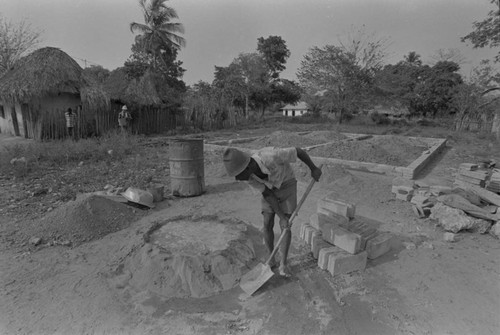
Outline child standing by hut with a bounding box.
[65,108,76,139]
[118,105,132,133]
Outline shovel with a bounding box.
[240,171,321,296]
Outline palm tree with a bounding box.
[130,0,186,69]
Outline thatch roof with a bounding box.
[103,68,162,107]
[0,47,109,109]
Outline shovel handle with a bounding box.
[264,164,322,265]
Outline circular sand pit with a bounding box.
[122,216,257,298]
[31,194,138,246]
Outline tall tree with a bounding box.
[130,0,186,69]
[0,16,42,75]
[257,36,291,79]
[461,0,500,63]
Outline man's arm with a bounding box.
[296,147,322,181]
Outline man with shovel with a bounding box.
[223,146,322,277]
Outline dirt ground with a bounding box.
[0,123,499,335]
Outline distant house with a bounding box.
[280,102,310,117]
[0,47,109,140]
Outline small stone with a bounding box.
[61,240,72,246]
[104,184,114,190]
[403,242,416,250]
[29,237,42,246]
[78,161,84,166]
[489,223,500,239]
[443,232,456,242]
[421,241,434,249]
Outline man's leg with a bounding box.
[263,212,277,267]
[278,214,292,277]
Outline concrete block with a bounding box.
[299,222,310,241]
[318,247,338,270]
[310,231,322,256]
[429,185,453,196]
[340,218,378,250]
[313,239,334,259]
[303,226,318,245]
[331,226,362,254]
[317,209,350,226]
[309,213,320,230]
[365,232,394,259]
[327,248,367,277]
[318,196,355,219]
[459,163,478,171]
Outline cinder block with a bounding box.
[327,248,367,277]
[303,226,318,245]
[309,213,320,230]
[318,247,338,270]
[340,218,378,250]
[365,232,394,259]
[318,197,355,219]
[328,226,362,254]
[299,222,310,241]
[313,239,333,259]
[310,231,322,255]
[429,185,453,196]
[317,208,350,226]
[392,185,414,201]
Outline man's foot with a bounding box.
[278,264,292,277]
[268,257,278,269]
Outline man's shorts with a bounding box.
[261,178,297,215]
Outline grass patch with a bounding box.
[1,132,140,178]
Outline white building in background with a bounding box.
[280,101,310,117]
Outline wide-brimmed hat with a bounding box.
[223,148,251,177]
[121,105,128,110]
[121,187,155,208]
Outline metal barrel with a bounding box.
[169,138,205,197]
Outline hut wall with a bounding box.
[0,103,19,136]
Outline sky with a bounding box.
[1,0,498,85]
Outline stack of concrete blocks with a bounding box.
[487,169,500,194]
[454,163,489,189]
[299,193,394,278]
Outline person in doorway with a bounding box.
[222,146,322,277]
[118,105,132,133]
[64,107,76,139]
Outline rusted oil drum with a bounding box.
[169,138,205,197]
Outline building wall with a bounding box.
[282,109,308,117]
[0,103,17,136]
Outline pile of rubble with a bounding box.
[299,194,394,277]
[391,162,500,240]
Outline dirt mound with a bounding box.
[308,136,426,166]
[243,131,327,149]
[32,194,138,246]
[116,216,257,298]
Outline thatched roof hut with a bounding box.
[103,68,162,107]
[0,47,110,139]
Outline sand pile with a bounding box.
[120,216,257,298]
[242,131,326,149]
[33,194,138,246]
[309,135,427,166]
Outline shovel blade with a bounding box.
[240,263,274,296]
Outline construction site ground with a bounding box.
[0,120,499,335]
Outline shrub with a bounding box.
[370,112,390,125]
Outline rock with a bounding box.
[443,232,456,242]
[403,242,416,250]
[489,223,500,239]
[78,161,84,166]
[430,202,479,233]
[469,218,492,234]
[104,184,114,190]
[29,237,42,246]
[421,241,434,249]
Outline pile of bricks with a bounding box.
[454,163,489,189]
[299,194,394,277]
